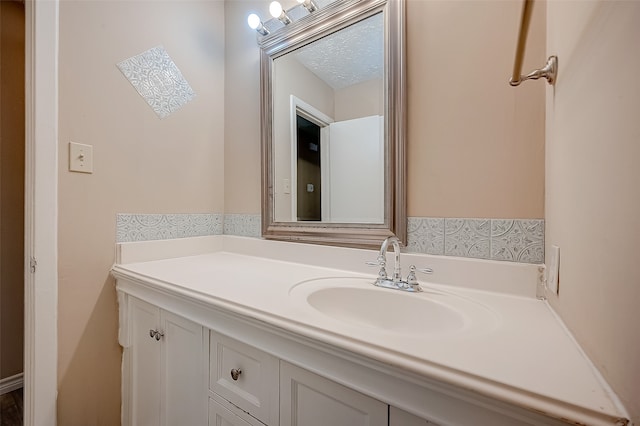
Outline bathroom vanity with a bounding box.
[112,236,629,426]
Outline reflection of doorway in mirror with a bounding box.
[290,96,384,224]
[296,115,321,221]
[290,95,333,222]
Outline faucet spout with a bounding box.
[379,236,402,283]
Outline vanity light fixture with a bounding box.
[269,1,292,25]
[247,13,270,36]
[297,0,318,13]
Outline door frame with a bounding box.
[24,0,59,424]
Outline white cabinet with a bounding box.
[117,281,566,426]
[119,295,465,426]
[280,361,387,426]
[124,297,208,426]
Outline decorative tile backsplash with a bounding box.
[445,219,491,259]
[117,45,195,119]
[117,214,223,243]
[223,214,262,238]
[408,217,544,264]
[117,214,543,264]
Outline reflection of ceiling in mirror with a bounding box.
[292,13,383,90]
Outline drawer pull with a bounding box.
[149,329,164,341]
[230,368,242,381]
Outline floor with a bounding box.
[0,388,23,426]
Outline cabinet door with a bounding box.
[161,310,207,426]
[129,298,162,426]
[280,361,387,426]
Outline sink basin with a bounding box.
[289,277,498,336]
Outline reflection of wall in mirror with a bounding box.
[273,54,384,222]
[334,79,383,121]
[273,53,334,221]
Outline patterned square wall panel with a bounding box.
[117,45,195,119]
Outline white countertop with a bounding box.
[111,236,629,425]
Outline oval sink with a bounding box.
[308,286,466,333]
[289,277,498,336]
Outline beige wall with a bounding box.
[224,0,546,219]
[545,1,640,422]
[0,0,24,381]
[407,0,545,218]
[58,1,225,423]
[224,0,266,214]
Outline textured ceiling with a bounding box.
[292,12,384,90]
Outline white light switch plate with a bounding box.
[69,142,93,173]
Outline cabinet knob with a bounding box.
[230,368,242,381]
[149,329,164,341]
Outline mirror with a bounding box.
[259,0,406,248]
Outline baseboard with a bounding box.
[0,373,24,395]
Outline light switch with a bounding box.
[283,179,291,194]
[69,142,93,174]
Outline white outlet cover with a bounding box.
[548,245,560,294]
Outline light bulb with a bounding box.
[247,13,269,35]
[247,13,261,30]
[269,1,283,18]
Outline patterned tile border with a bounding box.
[116,213,261,243]
[222,214,262,238]
[117,45,195,119]
[407,217,544,264]
[117,213,543,264]
[117,213,223,243]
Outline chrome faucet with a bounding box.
[373,236,423,292]
[378,236,402,283]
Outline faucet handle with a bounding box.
[406,265,433,291]
[407,265,418,285]
[365,257,388,279]
[406,265,422,292]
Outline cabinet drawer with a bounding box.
[209,397,265,426]
[209,331,279,425]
